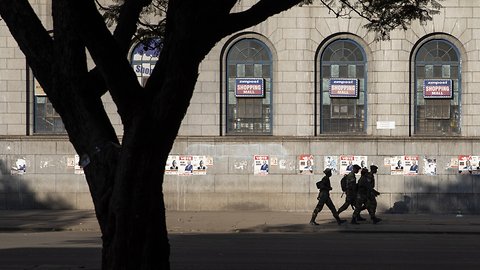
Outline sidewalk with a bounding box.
[0,210,479,234]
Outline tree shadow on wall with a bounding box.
[385,174,480,215]
[0,159,72,210]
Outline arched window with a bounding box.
[130,37,162,86]
[226,38,272,135]
[320,39,367,133]
[414,39,461,135]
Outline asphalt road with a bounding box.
[1,231,479,270]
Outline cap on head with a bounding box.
[352,164,361,170]
[370,164,378,170]
[323,168,332,174]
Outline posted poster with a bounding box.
[423,157,437,175]
[324,156,338,175]
[10,158,26,175]
[458,155,480,175]
[404,155,419,175]
[254,155,269,175]
[165,155,179,175]
[192,155,208,175]
[298,154,314,175]
[67,155,84,174]
[179,155,194,176]
[339,155,367,175]
[472,156,480,175]
[74,155,84,175]
[386,156,405,175]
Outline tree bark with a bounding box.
[0,1,304,269]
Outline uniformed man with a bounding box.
[337,164,362,217]
[367,165,381,223]
[351,166,381,224]
[309,168,347,226]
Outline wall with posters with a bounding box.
[1,1,480,214]
[162,136,480,214]
[0,137,479,213]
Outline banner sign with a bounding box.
[423,79,452,98]
[235,78,265,97]
[329,79,358,98]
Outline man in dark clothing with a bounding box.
[337,164,362,218]
[351,166,382,224]
[309,168,347,226]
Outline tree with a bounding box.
[0,0,441,269]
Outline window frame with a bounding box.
[319,38,368,134]
[413,39,461,135]
[225,37,273,136]
[31,76,67,135]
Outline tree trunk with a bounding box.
[0,1,306,269]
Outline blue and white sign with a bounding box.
[131,38,162,85]
[235,78,265,97]
[329,79,358,98]
[423,79,452,99]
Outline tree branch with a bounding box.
[113,0,153,53]
[222,0,304,36]
[68,0,144,125]
[0,0,54,91]
[86,0,153,98]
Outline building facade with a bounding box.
[0,0,479,213]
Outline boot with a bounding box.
[309,213,319,225]
[372,217,382,224]
[350,216,360,225]
[336,217,347,225]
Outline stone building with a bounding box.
[0,0,479,214]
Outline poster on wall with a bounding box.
[472,156,480,175]
[254,155,269,175]
[179,155,194,176]
[385,156,405,175]
[74,155,84,175]
[298,154,314,174]
[192,155,208,175]
[423,157,437,175]
[403,155,419,175]
[165,155,179,175]
[67,155,84,174]
[10,158,26,175]
[339,155,367,175]
[323,156,338,174]
[458,155,480,174]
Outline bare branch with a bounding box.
[222,0,304,37]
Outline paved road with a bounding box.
[0,231,101,270]
[1,231,480,270]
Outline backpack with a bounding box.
[315,180,322,190]
[340,174,348,192]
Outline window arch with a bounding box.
[319,39,367,133]
[225,38,272,135]
[414,39,461,135]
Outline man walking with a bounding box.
[351,166,382,224]
[337,164,361,217]
[310,168,347,226]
